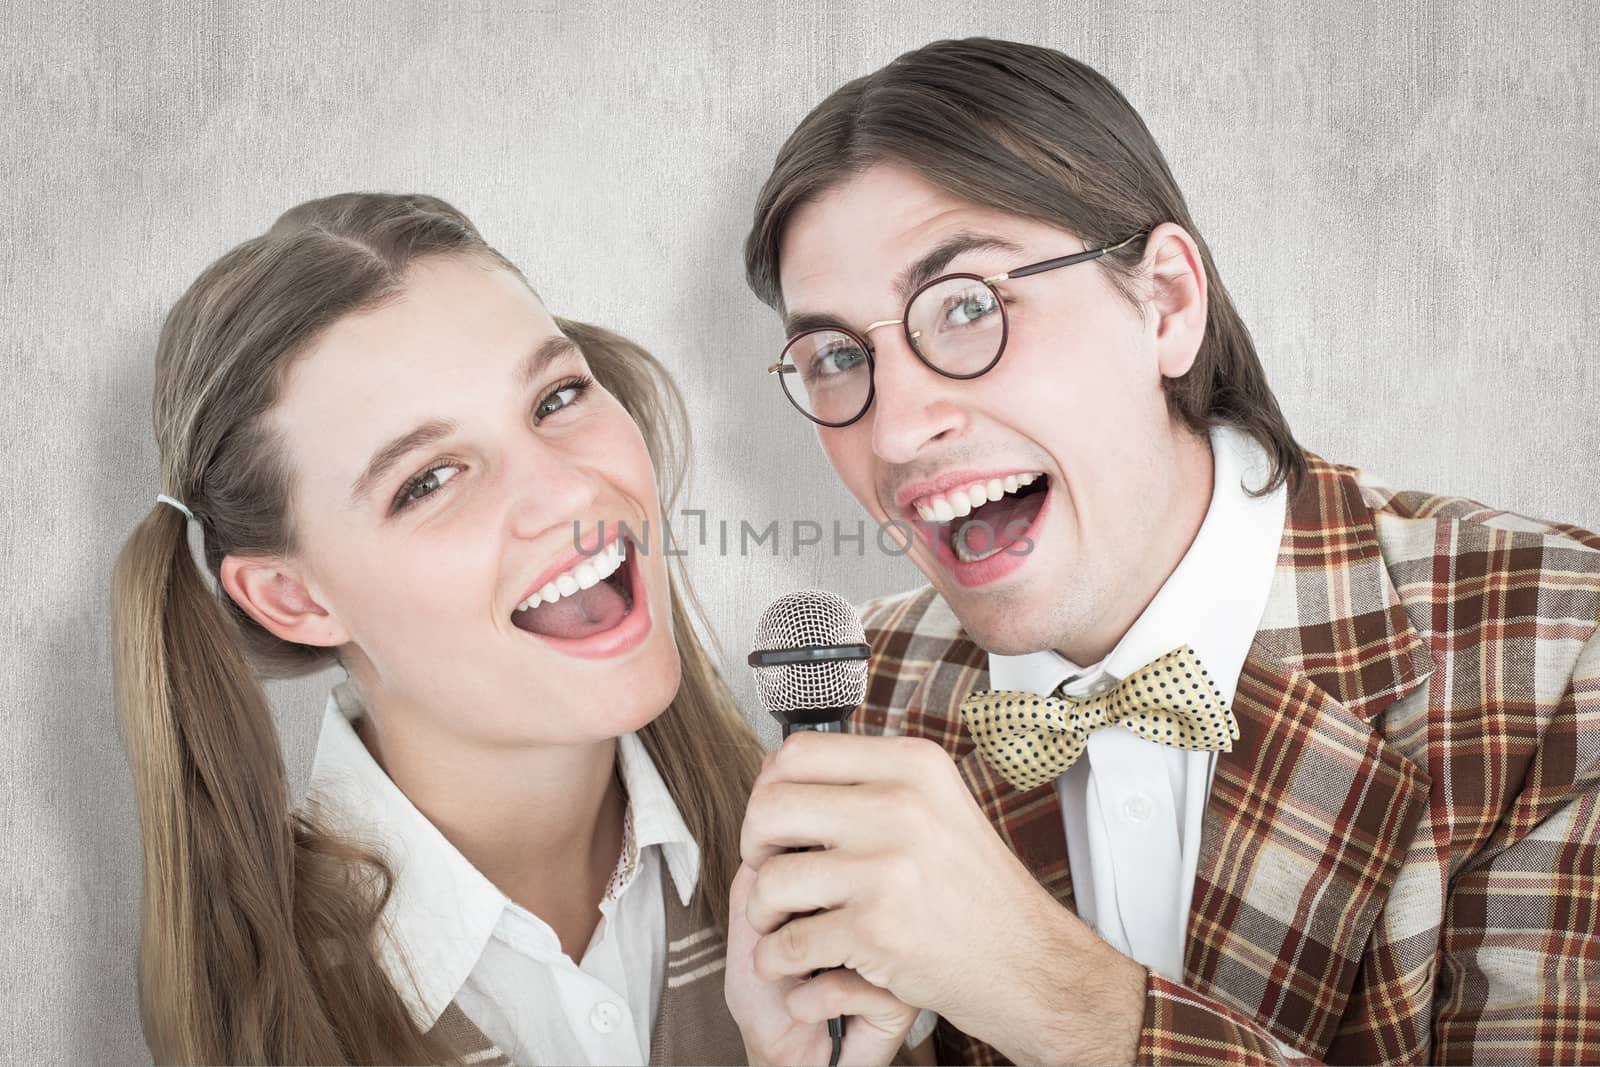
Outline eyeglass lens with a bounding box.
[778,276,1006,425]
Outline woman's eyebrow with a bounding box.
[519,334,578,389]
[347,334,580,507]
[349,419,457,506]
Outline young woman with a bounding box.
[111,192,764,1065]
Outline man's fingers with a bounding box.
[745,850,859,935]
[739,780,861,868]
[741,775,939,870]
[783,968,916,1031]
[752,908,852,982]
[725,863,760,955]
[756,731,955,789]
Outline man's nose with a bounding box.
[864,320,967,465]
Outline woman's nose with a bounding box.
[504,440,601,542]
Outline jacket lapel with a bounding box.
[955,740,1075,915]
[859,589,1077,912]
[1182,457,1436,1057]
[887,644,1075,914]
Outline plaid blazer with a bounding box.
[852,453,1600,1065]
[424,870,746,1065]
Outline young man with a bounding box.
[723,37,1600,1067]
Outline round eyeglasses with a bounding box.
[767,232,1147,427]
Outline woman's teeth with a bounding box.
[514,539,627,613]
[914,472,1042,522]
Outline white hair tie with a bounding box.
[156,494,195,523]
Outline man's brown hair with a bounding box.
[745,36,1305,494]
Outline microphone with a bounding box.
[747,589,872,737]
[747,590,872,1066]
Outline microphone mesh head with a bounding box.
[750,589,870,712]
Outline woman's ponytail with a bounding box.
[111,505,282,1059]
[112,189,502,1064]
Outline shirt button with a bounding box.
[1122,792,1154,823]
[589,1001,621,1034]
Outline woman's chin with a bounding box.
[561,640,683,742]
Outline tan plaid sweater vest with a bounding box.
[426,872,746,1065]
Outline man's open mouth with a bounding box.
[910,472,1050,564]
[510,536,637,640]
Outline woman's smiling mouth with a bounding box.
[511,534,644,652]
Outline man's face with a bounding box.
[777,163,1204,657]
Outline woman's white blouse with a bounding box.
[303,683,701,1066]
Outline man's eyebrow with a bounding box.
[782,311,852,336]
[893,233,1024,301]
[781,233,1025,337]
[349,335,579,507]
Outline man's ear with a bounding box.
[219,555,349,648]
[1142,222,1209,380]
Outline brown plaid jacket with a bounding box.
[424,870,747,1065]
[851,454,1600,1065]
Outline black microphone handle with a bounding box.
[774,713,851,1063]
[780,719,846,738]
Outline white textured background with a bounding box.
[4,1,1598,1061]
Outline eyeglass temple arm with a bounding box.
[984,231,1148,284]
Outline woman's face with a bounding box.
[264,255,680,748]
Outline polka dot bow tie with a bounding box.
[959,645,1239,792]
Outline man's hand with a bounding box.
[725,861,920,1066]
[739,732,1147,1066]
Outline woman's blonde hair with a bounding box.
[111,193,763,1064]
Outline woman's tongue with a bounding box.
[515,580,627,639]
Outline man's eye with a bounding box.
[812,345,867,379]
[396,464,461,510]
[945,291,999,326]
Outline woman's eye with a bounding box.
[397,464,460,509]
[387,377,592,514]
[534,378,591,421]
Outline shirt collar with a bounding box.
[614,731,700,907]
[300,682,700,1030]
[989,425,1287,705]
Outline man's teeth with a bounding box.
[913,473,1042,522]
[514,540,627,613]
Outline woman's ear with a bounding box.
[1142,222,1209,380]
[219,555,349,648]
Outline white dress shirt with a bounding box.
[301,681,700,1065]
[988,425,1286,981]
